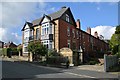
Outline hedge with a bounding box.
[46,56,68,65]
[2,48,19,57]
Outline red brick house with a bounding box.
[22,7,109,62]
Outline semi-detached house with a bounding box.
[21,7,109,60]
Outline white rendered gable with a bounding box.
[41,16,50,24]
[24,24,30,30]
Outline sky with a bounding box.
[0,1,119,45]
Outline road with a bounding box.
[1,58,119,79]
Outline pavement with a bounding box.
[77,65,104,72]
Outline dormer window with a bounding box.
[66,14,69,22]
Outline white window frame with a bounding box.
[36,28,39,40]
[67,26,70,36]
[66,14,69,22]
[41,24,49,35]
[67,40,70,48]
[72,29,75,38]
[77,31,79,39]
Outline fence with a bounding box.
[104,54,118,72]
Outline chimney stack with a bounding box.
[94,31,98,38]
[87,27,91,34]
[76,19,81,29]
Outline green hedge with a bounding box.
[2,48,19,57]
[46,56,68,65]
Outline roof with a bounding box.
[4,42,17,47]
[32,7,68,25]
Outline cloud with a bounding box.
[91,26,116,40]
[0,27,21,44]
[1,2,47,44]
[1,2,59,44]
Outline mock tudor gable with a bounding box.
[21,22,34,31]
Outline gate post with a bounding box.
[104,54,108,72]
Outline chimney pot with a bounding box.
[87,27,91,34]
[94,31,98,38]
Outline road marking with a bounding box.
[64,72,96,78]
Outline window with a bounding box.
[72,29,75,38]
[41,40,52,49]
[90,37,93,50]
[49,26,52,34]
[30,29,33,37]
[82,33,84,39]
[76,31,79,39]
[24,37,29,42]
[72,42,76,50]
[36,28,39,40]
[67,40,70,48]
[42,25,49,35]
[49,44,52,49]
[24,47,28,52]
[42,28,44,35]
[66,14,69,22]
[67,26,70,36]
[47,28,48,34]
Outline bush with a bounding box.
[11,48,19,55]
[48,49,60,57]
[2,48,11,57]
[2,48,19,57]
[46,56,68,65]
[116,52,120,58]
[87,58,99,65]
[88,61,98,65]
[2,48,7,56]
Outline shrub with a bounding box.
[88,61,98,65]
[48,49,60,57]
[2,48,7,56]
[2,48,11,57]
[87,58,99,65]
[2,48,19,57]
[46,56,68,65]
[28,41,48,56]
[11,48,19,55]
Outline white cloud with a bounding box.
[91,26,116,40]
[0,27,21,44]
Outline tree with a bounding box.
[28,41,48,56]
[110,25,120,57]
[28,41,36,54]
